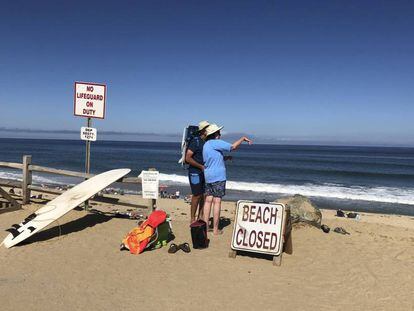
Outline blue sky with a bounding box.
[0,1,413,145]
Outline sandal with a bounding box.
[168,243,180,254]
[333,227,350,235]
[179,242,191,253]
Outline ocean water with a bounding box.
[0,138,414,216]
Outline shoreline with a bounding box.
[2,177,414,217]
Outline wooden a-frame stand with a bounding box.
[229,207,293,267]
[0,186,21,214]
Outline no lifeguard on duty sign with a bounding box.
[74,82,106,119]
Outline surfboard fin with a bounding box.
[5,228,21,239]
[22,213,36,225]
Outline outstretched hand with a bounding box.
[243,136,253,145]
[231,136,253,151]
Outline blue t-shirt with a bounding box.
[203,139,232,183]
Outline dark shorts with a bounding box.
[205,181,226,198]
[188,172,205,196]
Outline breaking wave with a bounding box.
[2,170,413,205]
[158,173,414,205]
[0,171,67,185]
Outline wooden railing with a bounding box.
[0,155,151,210]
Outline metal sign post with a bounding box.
[74,81,106,211]
[84,117,92,210]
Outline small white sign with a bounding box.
[74,82,106,119]
[80,127,97,141]
[141,170,159,199]
[231,201,285,256]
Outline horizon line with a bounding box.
[0,129,413,148]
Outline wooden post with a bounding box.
[272,206,292,266]
[283,207,293,255]
[148,168,157,211]
[229,201,237,258]
[273,255,282,266]
[22,155,32,204]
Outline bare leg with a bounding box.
[197,194,205,220]
[212,197,222,235]
[190,194,201,223]
[203,195,213,228]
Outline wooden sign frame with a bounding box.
[229,201,292,266]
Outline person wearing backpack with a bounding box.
[185,120,210,223]
[202,124,252,235]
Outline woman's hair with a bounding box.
[206,131,220,141]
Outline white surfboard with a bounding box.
[178,126,187,165]
[2,168,131,248]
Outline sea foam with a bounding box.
[0,171,67,185]
[2,171,413,205]
[158,173,414,205]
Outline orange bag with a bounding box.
[121,210,167,254]
[123,222,154,254]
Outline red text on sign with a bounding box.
[242,205,278,225]
[235,228,278,250]
[83,109,95,116]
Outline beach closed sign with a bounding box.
[74,82,106,119]
[231,201,285,256]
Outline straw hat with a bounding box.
[205,123,223,137]
[198,120,210,132]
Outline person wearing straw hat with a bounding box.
[185,120,210,223]
[202,124,252,235]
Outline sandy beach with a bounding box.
[0,192,413,311]
[2,1,414,310]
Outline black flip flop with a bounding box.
[179,242,191,253]
[321,224,330,233]
[347,212,358,219]
[336,210,345,217]
[168,243,179,254]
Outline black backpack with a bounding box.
[190,219,208,249]
[179,125,200,167]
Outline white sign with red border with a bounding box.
[80,127,97,141]
[231,201,285,256]
[74,82,106,119]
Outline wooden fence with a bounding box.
[0,155,154,212]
